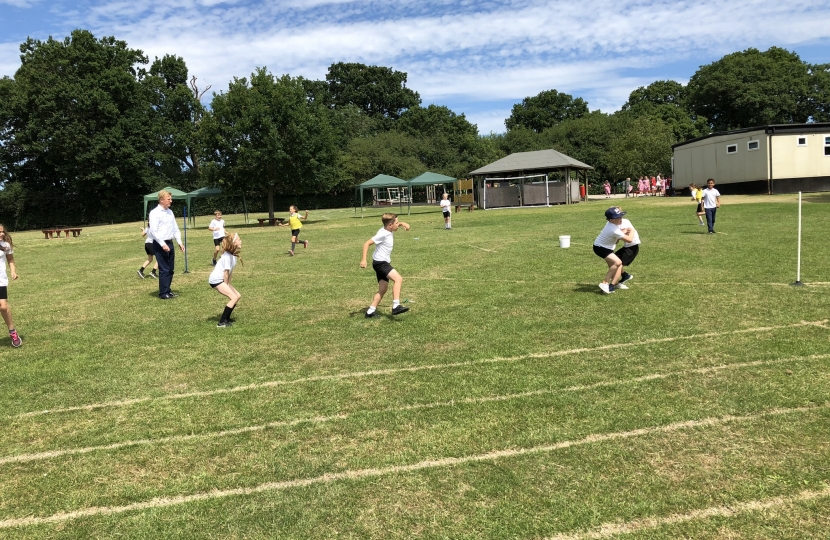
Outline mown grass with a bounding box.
[0,193,828,539]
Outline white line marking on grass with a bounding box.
[464,244,497,252]
[4,354,827,466]
[544,485,830,540]
[12,320,826,419]
[1,404,826,530]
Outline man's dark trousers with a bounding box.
[154,240,175,297]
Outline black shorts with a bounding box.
[291,229,301,237]
[615,244,639,266]
[0,286,6,300]
[443,210,451,218]
[144,243,154,256]
[372,260,394,282]
[593,245,615,259]
[210,282,221,288]
[213,238,223,247]
[696,202,704,213]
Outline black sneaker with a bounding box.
[217,320,232,328]
[149,272,157,279]
[620,273,633,283]
[168,292,179,298]
[137,269,145,279]
[365,310,380,318]
[391,305,409,315]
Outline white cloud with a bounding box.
[2,0,830,132]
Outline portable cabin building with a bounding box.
[672,123,830,194]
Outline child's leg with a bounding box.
[213,244,221,261]
[0,299,15,330]
[387,269,404,303]
[142,254,153,270]
[371,280,389,308]
[215,283,241,308]
[603,254,623,284]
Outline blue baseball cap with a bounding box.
[605,207,626,220]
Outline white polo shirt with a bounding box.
[149,205,182,247]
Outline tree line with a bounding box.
[0,29,827,228]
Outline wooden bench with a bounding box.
[455,203,474,213]
[256,217,285,226]
[41,228,82,239]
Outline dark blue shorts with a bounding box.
[593,245,614,259]
[372,260,394,282]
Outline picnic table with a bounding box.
[41,228,83,239]
[256,217,285,226]
[454,203,474,213]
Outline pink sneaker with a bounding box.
[9,329,22,348]
[303,240,309,249]
[287,250,294,256]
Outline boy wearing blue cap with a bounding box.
[593,206,637,294]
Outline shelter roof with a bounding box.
[187,187,224,198]
[470,149,593,176]
[408,172,455,186]
[359,174,408,188]
[143,187,189,201]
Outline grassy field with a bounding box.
[1,193,829,539]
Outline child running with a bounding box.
[440,193,452,229]
[360,213,411,318]
[208,233,242,328]
[593,207,636,294]
[138,225,159,279]
[616,213,641,287]
[279,205,308,256]
[208,210,226,266]
[0,224,22,347]
[690,183,705,226]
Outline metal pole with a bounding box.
[182,206,190,274]
[792,191,803,286]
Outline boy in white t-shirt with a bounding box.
[440,193,452,229]
[360,213,411,318]
[592,207,636,294]
[208,210,226,265]
[615,216,640,287]
[701,178,721,234]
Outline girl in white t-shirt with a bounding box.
[208,210,226,266]
[0,224,22,347]
[208,233,242,327]
[439,193,452,229]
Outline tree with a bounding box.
[325,62,421,120]
[621,80,708,142]
[505,89,589,133]
[808,63,830,122]
[605,116,674,181]
[338,130,426,186]
[686,47,814,131]
[203,68,339,218]
[396,104,482,177]
[145,55,207,191]
[0,30,156,226]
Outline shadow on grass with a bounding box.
[573,283,611,295]
[804,194,830,203]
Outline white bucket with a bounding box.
[559,235,571,248]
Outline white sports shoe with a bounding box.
[615,282,629,290]
[599,283,612,294]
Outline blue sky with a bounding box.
[2,0,829,134]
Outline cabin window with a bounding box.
[726,144,737,154]
[797,137,807,146]
[747,140,759,151]
[825,136,830,156]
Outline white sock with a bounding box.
[366,306,376,314]
[392,300,400,308]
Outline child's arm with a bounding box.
[7,254,17,280]
[360,238,375,268]
[715,195,720,208]
[397,221,411,231]
[301,210,309,220]
[619,228,635,243]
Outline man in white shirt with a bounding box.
[701,178,721,234]
[148,190,185,299]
